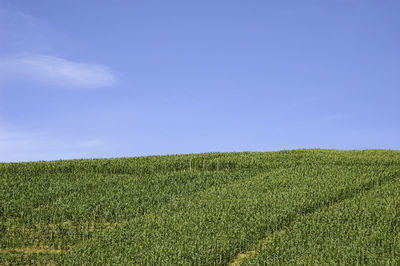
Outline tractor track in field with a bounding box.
[0,220,130,257]
[0,247,63,254]
[229,170,400,265]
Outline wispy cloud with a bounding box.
[0,122,105,162]
[0,54,116,89]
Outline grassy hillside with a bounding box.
[1,149,400,265]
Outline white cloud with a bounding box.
[0,54,116,89]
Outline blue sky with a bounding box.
[0,0,399,162]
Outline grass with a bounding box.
[1,149,400,264]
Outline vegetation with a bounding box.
[1,149,399,264]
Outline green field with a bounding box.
[1,149,400,265]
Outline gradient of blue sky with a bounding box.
[0,0,399,162]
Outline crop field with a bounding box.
[1,149,400,265]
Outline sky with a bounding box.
[0,0,399,162]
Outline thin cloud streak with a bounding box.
[0,54,116,89]
[0,124,105,162]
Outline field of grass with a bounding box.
[1,149,400,265]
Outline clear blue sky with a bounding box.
[0,0,399,162]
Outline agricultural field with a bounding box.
[1,149,400,265]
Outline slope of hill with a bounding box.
[1,149,400,265]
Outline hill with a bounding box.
[1,149,400,264]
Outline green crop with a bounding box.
[1,149,399,264]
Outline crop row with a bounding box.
[57,163,399,264]
[1,149,400,264]
[242,173,400,265]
